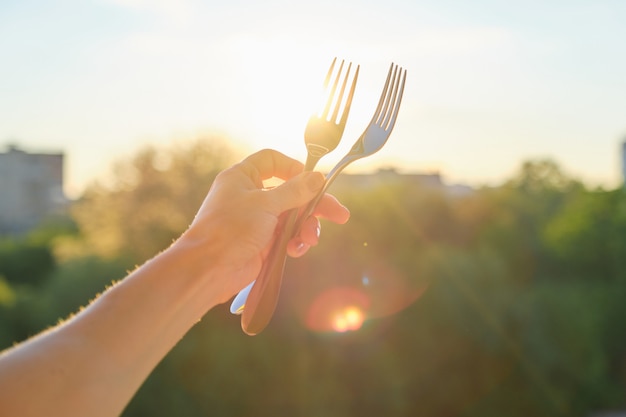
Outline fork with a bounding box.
[295,63,407,231]
[229,58,359,322]
[303,58,359,170]
[241,63,407,335]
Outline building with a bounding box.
[0,145,67,235]
[330,167,473,197]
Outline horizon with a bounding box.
[2,0,625,196]
[2,139,622,201]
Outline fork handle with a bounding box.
[240,207,300,335]
[231,155,322,323]
[239,155,359,333]
[293,154,357,232]
[239,154,332,334]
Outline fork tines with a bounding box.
[319,57,359,125]
[374,63,407,131]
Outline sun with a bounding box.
[220,36,332,158]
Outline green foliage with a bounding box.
[2,144,626,417]
[0,216,77,288]
[0,276,16,308]
[0,257,130,349]
[0,238,55,287]
[25,214,79,246]
[71,137,239,263]
[39,256,132,322]
[544,190,626,281]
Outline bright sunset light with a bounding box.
[2,0,625,196]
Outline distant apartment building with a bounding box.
[0,145,67,235]
[331,168,473,197]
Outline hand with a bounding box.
[178,149,350,304]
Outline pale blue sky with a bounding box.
[1,0,625,195]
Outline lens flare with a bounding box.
[332,306,365,332]
[285,249,431,334]
[305,286,370,333]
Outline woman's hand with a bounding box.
[178,149,350,304]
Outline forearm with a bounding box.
[0,236,222,417]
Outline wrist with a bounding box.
[163,233,226,310]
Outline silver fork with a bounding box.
[295,63,407,230]
[230,58,358,322]
[241,63,407,335]
[303,58,359,170]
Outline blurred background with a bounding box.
[1,0,626,416]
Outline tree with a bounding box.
[71,137,240,262]
[544,189,626,281]
[0,239,55,287]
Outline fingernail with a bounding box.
[315,225,321,238]
[305,172,325,192]
[296,242,307,253]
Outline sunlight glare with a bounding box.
[332,306,365,333]
[304,286,370,333]
[224,36,333,158]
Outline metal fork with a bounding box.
[229,58,359,322]
[241,63,407,335]
[295,63,407,230]
[303,58,359,170]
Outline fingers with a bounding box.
[264,171,325,215]
[312,194,350,224]
[236,149,304,185]
[286,194,351,258]
[234,150,327,215]
[287,216,320,258]
[232,149,349,258]
[299,216,321,245]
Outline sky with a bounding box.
[1,0,626,196]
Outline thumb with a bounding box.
[267,171,325,214]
